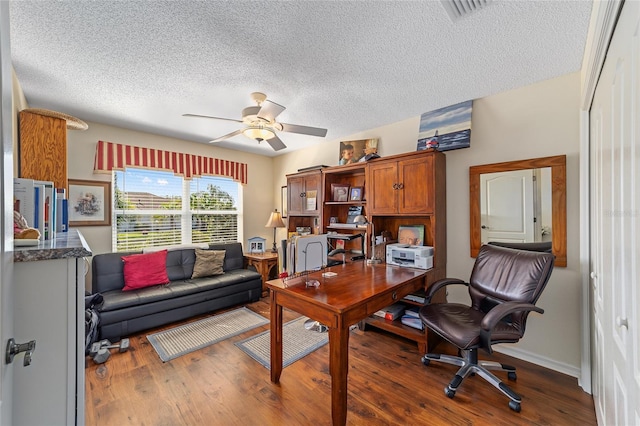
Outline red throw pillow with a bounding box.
[121,250,170,291]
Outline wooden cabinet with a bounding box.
[283,151,446,354]
[19,110,68,191]
[367,151,438,215]
[287,170,322,216]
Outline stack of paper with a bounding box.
[401,306,424,330]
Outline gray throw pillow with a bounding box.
[191,249,225,279]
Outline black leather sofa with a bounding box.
[91,242,262,341]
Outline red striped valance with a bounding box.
[93,140,247,184]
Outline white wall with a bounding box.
[273,72,582,376]
[66,122,277,287]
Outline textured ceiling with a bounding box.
[9,1,593,157]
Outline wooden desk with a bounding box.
[266,262,426,426]
[244,251,279,297]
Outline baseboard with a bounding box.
[493,346,581,379]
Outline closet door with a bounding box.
[589,2,640,424]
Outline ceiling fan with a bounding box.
[183,92,328,151]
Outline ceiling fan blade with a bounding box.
[209,129,244,143]
[266,134,287,151]
[183,113,243,124]
[257,100,286,122]
[279,122,328,138]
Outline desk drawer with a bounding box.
[365,284,417,315]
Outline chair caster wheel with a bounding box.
[445,387,456,399]
[509,401,521,412]
[421,356,430,366]
[508,372,517,381]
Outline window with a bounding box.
[113,168,242,251]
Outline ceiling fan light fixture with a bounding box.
[243,125,274,141]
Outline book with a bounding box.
[403,306,420,318]
[56,198,68,232]
[55,188,68,232]
[403,290,426,304]
[401,315,424,330]
[33,184,46,240]
[13,178,36,229]
[35,181,55,240]
[374,303,405,321]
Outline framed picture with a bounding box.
[349,186,363,201]
[338,138,379,165]
[417,100,472,152]
[281,185,288,218]
[331,184,350,202]
[398,225,425,246]
[68,179,111,226]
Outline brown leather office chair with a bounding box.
[419,244,555,412]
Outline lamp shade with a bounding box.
[265,210,286,228]
[244,126,275,141]
[353,215,368,225]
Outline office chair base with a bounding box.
[422,351,522,412]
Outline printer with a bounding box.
[386,243,434,270]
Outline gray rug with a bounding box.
[235,316,329,369]
[147,307,269,362]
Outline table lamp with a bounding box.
[354,215,382,265]
[265,209,286,253]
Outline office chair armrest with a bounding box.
[424,278,468,304]
[480,302,544,352]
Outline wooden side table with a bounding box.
[244,251,279,297]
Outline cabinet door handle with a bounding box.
[397,183,404,189]
[392,183,398,190]
[300,192,306,197]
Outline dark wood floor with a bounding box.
[85,298,596,425]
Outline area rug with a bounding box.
[235,316,329,369]
[147,307,269,362]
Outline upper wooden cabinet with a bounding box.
[367,151,443,215]
[19,110,68,191]
[287,169,322,216]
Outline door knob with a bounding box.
[6,338,36,366]
[481,225,488,229]
[616,316,628,329]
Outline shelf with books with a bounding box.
[361,281,446,354]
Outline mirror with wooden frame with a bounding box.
[469,155,567,267]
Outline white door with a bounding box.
[480,169,534,244]
[0,2,14,424]
[589,1,640,424]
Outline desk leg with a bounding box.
[329,326,349,426]
[270,292,283,383]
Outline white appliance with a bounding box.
[386,243,434,270]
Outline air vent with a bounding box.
[441,0,491,22]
